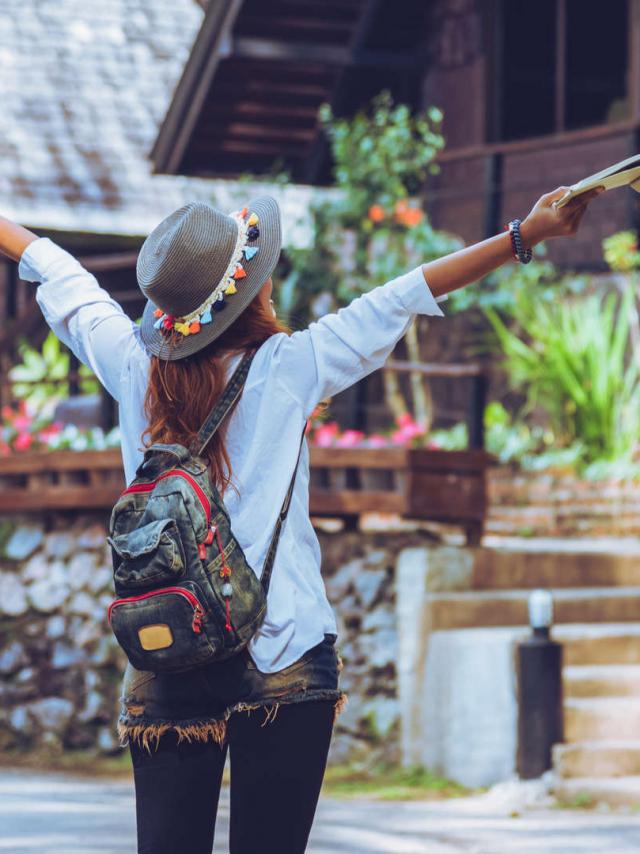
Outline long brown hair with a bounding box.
[143,293,290,494]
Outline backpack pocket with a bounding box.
[109,519,186,590]
[107,581,221,672]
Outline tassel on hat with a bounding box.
[154,202,264,339]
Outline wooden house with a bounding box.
[153,0,640,270]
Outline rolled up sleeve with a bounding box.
[272,264,445,416]
[19,237,143,402]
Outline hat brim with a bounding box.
[139,195,282,361]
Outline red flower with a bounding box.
[14,432,33,452]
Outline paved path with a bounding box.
[0,769,639,853]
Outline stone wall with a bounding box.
[0,515,125,756]
[487,468,640,538]
[0,513,435,765]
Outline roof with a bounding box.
[151,0,431,183]
[0,0,331,245]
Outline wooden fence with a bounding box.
[0,447,489,544]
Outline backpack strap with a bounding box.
[195,350,256,457]
[260,423,306,593]
[195,347,307,595]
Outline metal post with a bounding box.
[516,590,564,779]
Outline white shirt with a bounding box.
[20,237,445,672]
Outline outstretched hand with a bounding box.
[520,186,605,248]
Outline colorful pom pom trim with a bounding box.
[155,207,260,337]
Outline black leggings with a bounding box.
[129,699,335,853]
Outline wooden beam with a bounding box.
[303,0,386,184]
[385,360,483,377]
[0,449,122,474]
[76,251,139,272]
[482,151,503,239]
[630,0,640,121]
[232,36,423,69]
[437,119,639,163]
[311,447,406,468]
[555,0,567,132]
[151,0,244,174]
[309,489,406,515]
[233,37,349,65]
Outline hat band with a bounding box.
[153,206,260,338]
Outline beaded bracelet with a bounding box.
[506,218,533,264]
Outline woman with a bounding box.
[0,185,600,852]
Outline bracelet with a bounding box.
[505,219,533,264]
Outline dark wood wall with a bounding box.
[422,0,640,271]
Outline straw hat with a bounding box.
[137,195,281,360]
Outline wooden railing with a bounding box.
[0,446,490,544]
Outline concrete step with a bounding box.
[554,776,640,808]
[564,698,640,742]
[430,587,640,631]
[563,665,640,698]
[553,623,640,666]
[473,545,640,590]
[554,741,640,778]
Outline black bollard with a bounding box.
[516,592,564,779]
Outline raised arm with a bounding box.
[1,216,143,401]
[423,185,603,298]
[272,185,603,417]
[0,215,39,261]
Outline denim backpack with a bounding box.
[106,351,304,673]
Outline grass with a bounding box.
[554,792,597,810]
[0,748,133,779]
[0,749,474,801]
[321,763,477,801]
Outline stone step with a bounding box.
[553,741,640,778]
[564,698,640,742]
[553,776,640,808]
[472,545,640,590]
[553,623,640,666]
[430,587,640,631]
[563,665,640,698]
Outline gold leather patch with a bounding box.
[138,624,174,650]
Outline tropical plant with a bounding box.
[602,230,640,273]
[485,281,640,467]
[8,331,99,416]
[281,90,462,429]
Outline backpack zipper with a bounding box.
[122,470,211,526]
[108,586,204,634]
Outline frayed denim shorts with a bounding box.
[117,633,345,753]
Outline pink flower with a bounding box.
[366,434,388,448]
[396,413,413,429]
[12,415,32,432]
[314,422,340,447]
[401,423,426,440]
[14,432,33,451]
[390,430,410,446]
[38,422,63,439]
[335,429,365,448]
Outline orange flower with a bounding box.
[402,207,424,227]
[368,204,385,222]
[394,199,409,215]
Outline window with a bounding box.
[493,0,629,141]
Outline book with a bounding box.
[554,153,640,208]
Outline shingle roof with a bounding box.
[0,0,327,246]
